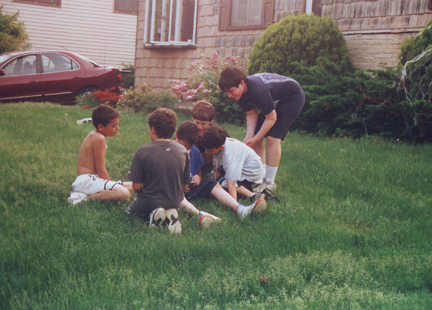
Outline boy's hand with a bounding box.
[191,174,201,187]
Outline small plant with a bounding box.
[170,52,248,124]
[118,84,175,112]
[75,87,122,109]
[0,6,30,54]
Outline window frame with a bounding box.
[114,0,138,15]
[219,0,275,31]
[13,0,61,8]
[144,0,198,48]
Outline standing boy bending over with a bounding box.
[219,67,305,192]
[125,108,189,234]
[69,104,132,205]
[201,125,267,217]
[176,121,266,220]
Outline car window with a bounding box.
[2,55,38,76]
[42,53,79,73]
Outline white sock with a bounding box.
[265,166,278,183]
[261,164,266,178]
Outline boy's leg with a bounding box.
[180,197,200,214]
[210,183,239,211]
[236,185,254,200]
[90,185,130,201]
[251,139,266,165]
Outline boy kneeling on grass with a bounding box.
[175,121,266,220]
[69,104,132,205]
[201,124,268,218]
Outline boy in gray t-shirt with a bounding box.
[126,108,190,234]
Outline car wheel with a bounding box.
[77,86,99,97]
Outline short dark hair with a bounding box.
[218,66,247,92]
[201,124,230,150]
[176,121,199,145]
[92,104,119,128]
[191,100,216,122]
[148,108,178,139]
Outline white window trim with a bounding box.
[144,0,198,47]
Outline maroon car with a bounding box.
[0,50,125,105]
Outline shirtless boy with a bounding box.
[69,105,132,204]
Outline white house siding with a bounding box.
[0,0,137,68]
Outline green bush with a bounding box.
[121,63,134,88]
[0,6,30,54]
[248,13,347,76]
[118,84,176,112]
[290,56,411,140]
[398,21,432,68]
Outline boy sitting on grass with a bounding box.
[69,104,132,205]
[176,121,266,220]
[125,108,190,234]
[191,100,216,172]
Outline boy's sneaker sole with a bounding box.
[199,215,221,228]
[148,208,167,227]
[252,198,267,214]
[165,209,182,234]
[261,188,280,203]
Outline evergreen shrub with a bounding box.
[0,6,30,54]
[248,13,347,76]
[291,56,408,140]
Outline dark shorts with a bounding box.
[184,180,218,201]
[127,197,180,219]
[237,179,255,191]
[255,89,305,141]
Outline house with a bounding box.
[135,0,432,93]
[1,0,138,68]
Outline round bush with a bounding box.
[248,13,347,76]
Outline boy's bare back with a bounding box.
[76,130,109,180]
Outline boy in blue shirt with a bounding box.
[176,121,266,219]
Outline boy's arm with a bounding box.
[244,109,277,147]
[227,181,237,201]
[243,108,259,143]
[94,135,110,180]
[132,182,142,192]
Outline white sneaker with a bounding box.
[165,209,182,234]
[253,179,277,193]
[68,192,88,205]
[148,208,167,227]
[198,211,222,227]
[237,198,267,219]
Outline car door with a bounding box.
[39,52,84,104]
[0,54,42,103]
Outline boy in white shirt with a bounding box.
[201,125,266,216]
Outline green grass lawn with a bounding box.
[1,102,432,309]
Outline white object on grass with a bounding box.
[77,118,92,125]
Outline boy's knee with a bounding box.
[116,186,131,200]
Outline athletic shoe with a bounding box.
[198,211,222,228]
[261,188,280,203]
[68,192,88,205]
[249,192,266,203]
[165,209,182,234]
[148,208,167,227]
[253,179,277,193]
[237,198,267,220]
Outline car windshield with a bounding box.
[72,53,99,66]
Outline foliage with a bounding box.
[290,56,418,140]
[2,103,432,309]
[170,52,248,124]
[0,6,30,54]
[76,84,176,112]
[121,63,135,88]
[75,87,122,109]
[118,84,176,112]
[248,13,347,76]
[398,21,432,68]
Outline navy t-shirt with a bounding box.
[238,73,303,115]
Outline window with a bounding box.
[41,53,79,73]
[3,55,37,76]
[13,0,60,8]
[115,0,138,15]
[144,0,198,47]
[219,0,274,31]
